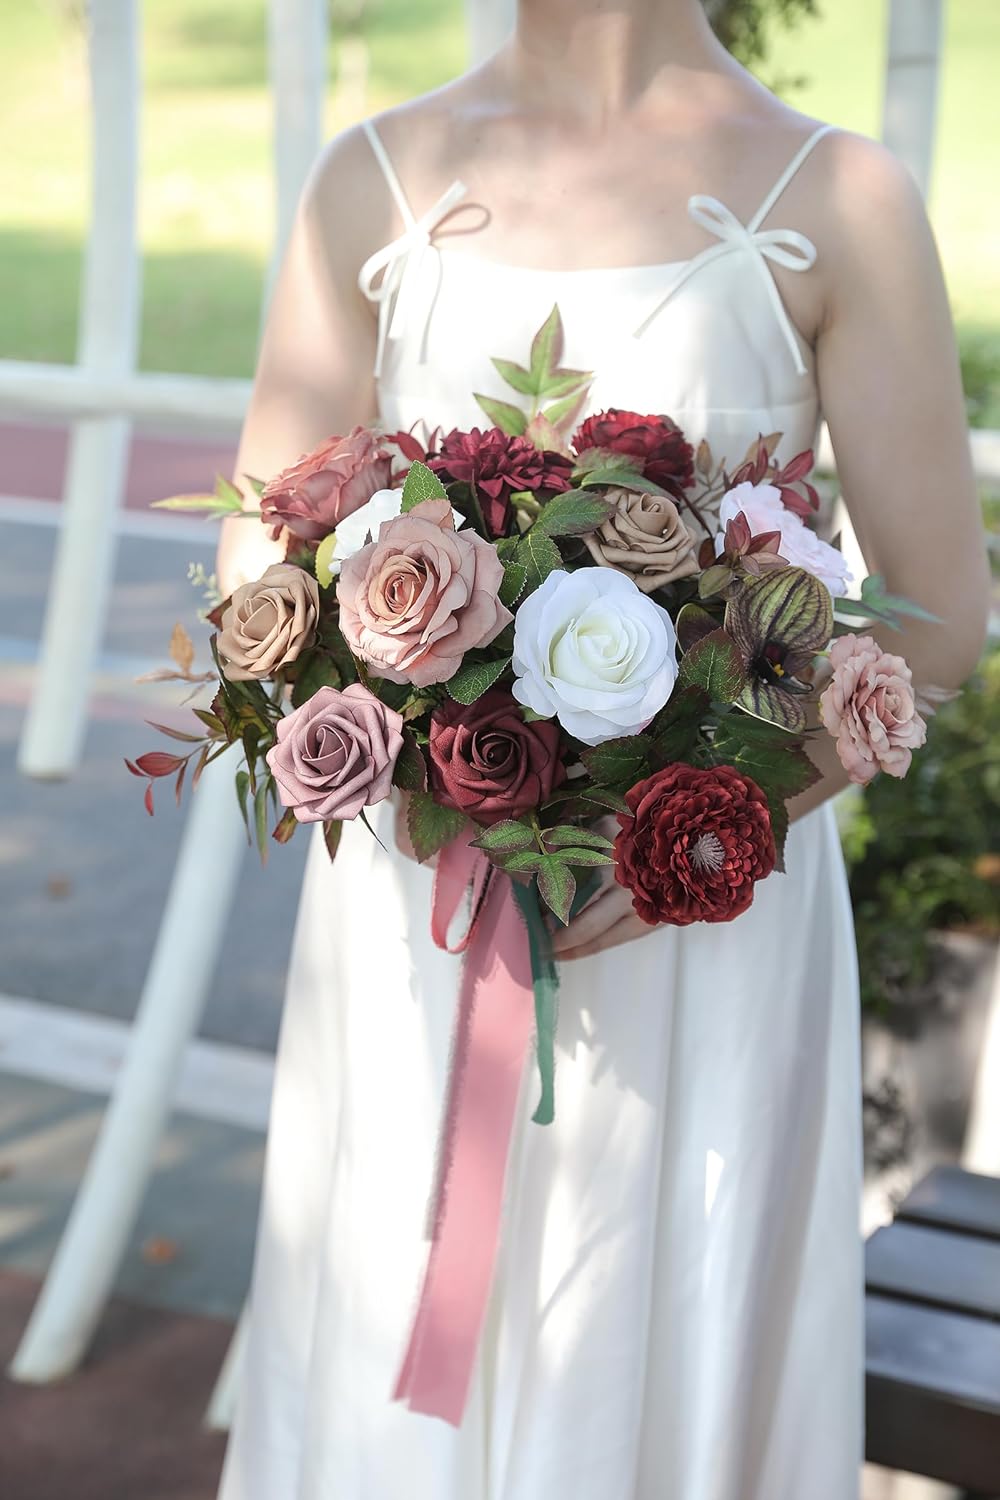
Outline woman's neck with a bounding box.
[507,0,722,123]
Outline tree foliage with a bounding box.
[704,0,820,72]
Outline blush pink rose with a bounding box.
[265,683,404,822]
[819,634,927,785]
[260,428,393,543]
[336,498,512,687]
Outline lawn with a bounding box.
[1,0,997,419]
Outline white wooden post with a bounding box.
[465,0,516,62]
[17,0,140,780]
[882,0,946,198]
[9,0,329,1388]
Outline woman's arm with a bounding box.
[554,135,991,961]
[216,126,382,597]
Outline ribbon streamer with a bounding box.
[393,833,536,1426]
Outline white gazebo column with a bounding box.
[17,0,141,779]
[9,0,329,1387]
[882,0,946,198]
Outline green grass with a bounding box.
[1,0,997,424]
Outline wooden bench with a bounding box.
[866,1165,1000,1494]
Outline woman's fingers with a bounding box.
[556,913,649,962]
[550,882,632,957]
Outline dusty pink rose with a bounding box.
[265,683,403,822]
[260,428,393,543]
[336,497,512,687]
[819,634,927,785]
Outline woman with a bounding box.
[215,2,990,1497]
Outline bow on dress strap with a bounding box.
[633,193,819,376]
[358,178,468,379]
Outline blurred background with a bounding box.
[0,2,997,1498]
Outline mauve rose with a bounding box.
[260,428,393,543]
[265,683,404,822]
[428,689,565,824]
[336,497,512,687]
[217,562,320,681]
[583,486,699,592]
[819,634,927,785]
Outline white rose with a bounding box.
[329,488,464,572]
[511,569,678,747]
[715,481,852,597]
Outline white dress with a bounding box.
[219,120,864,1500]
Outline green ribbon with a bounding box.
[511,873,602,1127]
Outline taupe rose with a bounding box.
[583,486,699,592]
[336,497,512,687]
[819,633,927,785]
[265,683,404,822]
[218,562,320,682]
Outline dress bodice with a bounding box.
[358,121,836,481]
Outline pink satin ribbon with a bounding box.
[392,831,535,1426]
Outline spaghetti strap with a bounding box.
[358,120,468,380]
[361,118,418,231]
[747,123,837,233]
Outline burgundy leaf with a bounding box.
[776,449,814,484]
[134,751,186,777]
[144,782,154,816]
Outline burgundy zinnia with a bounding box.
[573,408,695,498]
[428,426,574,538]
[614,762,776,925]
[428,689,565,824]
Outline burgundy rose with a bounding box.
[614,762,776,926]
[428,690,565,824]
[573,409,695,498]
[428,426,574,538]
[261,428,393,543]
[265,683,404,823]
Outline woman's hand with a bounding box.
[550,816,651,961]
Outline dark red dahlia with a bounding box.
[614,762,776,926]
[573,409,695,498]
[428,426,574,538]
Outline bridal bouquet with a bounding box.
[134,304,932,934]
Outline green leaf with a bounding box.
[577,464,649,490]
[676,602,723,653]
[521,705,553,724]
[314,532,338,588]
[532,492,613,538]
[446,655,512,705]
[152,492,240,516]
[290,651,341,708]
[323,819,342,861]
[516,530,563,592]
[400,460,447,512]
[235,770,252,840]
[529,305,564,385]
[471,819,537,854]
[698,564,735,599]
[473,393,528,436]
[537,370,592,402]
[549,847,615,867]
[490,356,537,396]
[539,389,589,434]
[500,561,529,608]
[253,780,270,865]
[536,855,577,925]
[406,790,468,863]
[583,787,630,814]
[678,628,748,703]
[710,717,821,809]
[542,825,615,851]
[500,849,548,873]
[580,734,651,788]
[392,729,427,793]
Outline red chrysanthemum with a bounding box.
[614,762,776,926]
[573,409,695,498]
[428,426,574,538]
